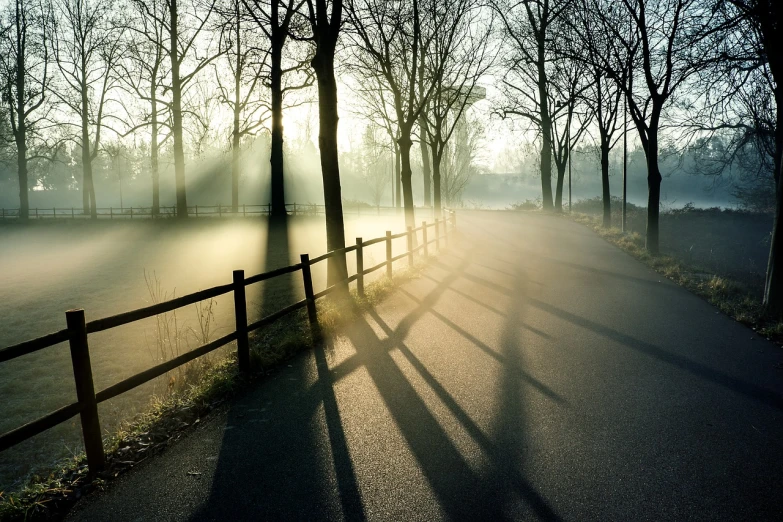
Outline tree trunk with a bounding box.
[150,81,160,216]
[537,34,554,210]
[432,149,442,216]
[16,139,28,220]
[645,132,662,255]
[601,141,611,228]
[14,18,28,221]
[398,132,415,230]
[419,117,431,207]
[395,141,401,208]
[313,53,348,288]
[763,90,783,317]
[554,162,566,212]
[169,0,188,218]
[232,114,240,212]
[80,78,96,219]
[270,41,285,217]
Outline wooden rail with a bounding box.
[0,203,443,220]
[0,211,457,475]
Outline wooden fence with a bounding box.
[0,212,456,475]
[0,203,423,220]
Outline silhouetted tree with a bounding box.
[51,0,124,218]
[493,0,572,211]
[244,0,311,217]
[0,0,54,219]
[302,0,348,287]
[591,0,719,253]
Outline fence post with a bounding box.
[300,254,318,331]
[65,309,105,474]
[218,205,222,218]
[434,219,440,252]
[35,208,38,219]
[356,238,364,298]
[130,207,133,219]
[268,203,271,216]
[53,207,56,219]
[293,203,297,216]
[407,226,415,267]
[422,221,428,257]
[243,204,246,217]
[386,231,392,278]
[233,270,250,374]
[71,207,74,219]
[1,208,4,219]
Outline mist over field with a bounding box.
[0,0,780,516]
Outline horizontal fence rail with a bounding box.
[0,210,457,475]
[0,203,443,220]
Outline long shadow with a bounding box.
[189,214,365,520]
[365,308,563,521]
[525,297,783,411]
[342,313,510,520]
[420,273,553,340]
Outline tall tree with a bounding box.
[133,0,220,218]
[0,0,53,219]
[494,0,571,211]
[303,0,348,286]
[51,0,123,218]
[421,0,495,216]
[120,0,170,216]
[592,0,718,253]
[244,0,311,217]
[569,0,625,227]
[718,0,782,315]
[215,0,270,213]
[348,0,465,228]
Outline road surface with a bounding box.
[68,211,783,521]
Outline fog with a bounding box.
[0,213,425,488]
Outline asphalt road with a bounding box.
[68,211,783,521]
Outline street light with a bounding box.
[555,98,574,212]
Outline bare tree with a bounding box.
[442,113,483,205]
[214,0,271,212]
[349,68,400,207]
[592,0,720,253]
[421,1,495,215]
[0,0,55,219]
[360,122,389,207]
[302,0,348,287]
[493,0,572,211]
[120,0,171,216]
[243,0,311,217]
[348,0,467,228]
[547,43,592,212]
[715,0,782,316]
[569,0,625,227]
[132,0,221,218]
[51,0,124,218]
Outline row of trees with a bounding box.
[2,0,780,312]
[0,0,492,284]
[493,0,781,316]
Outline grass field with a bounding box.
[0,212,432,490]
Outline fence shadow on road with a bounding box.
[189,226,565,520]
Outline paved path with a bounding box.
[68,211,783,521]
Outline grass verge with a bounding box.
[570,212,783,342]
[0,263,427,522]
